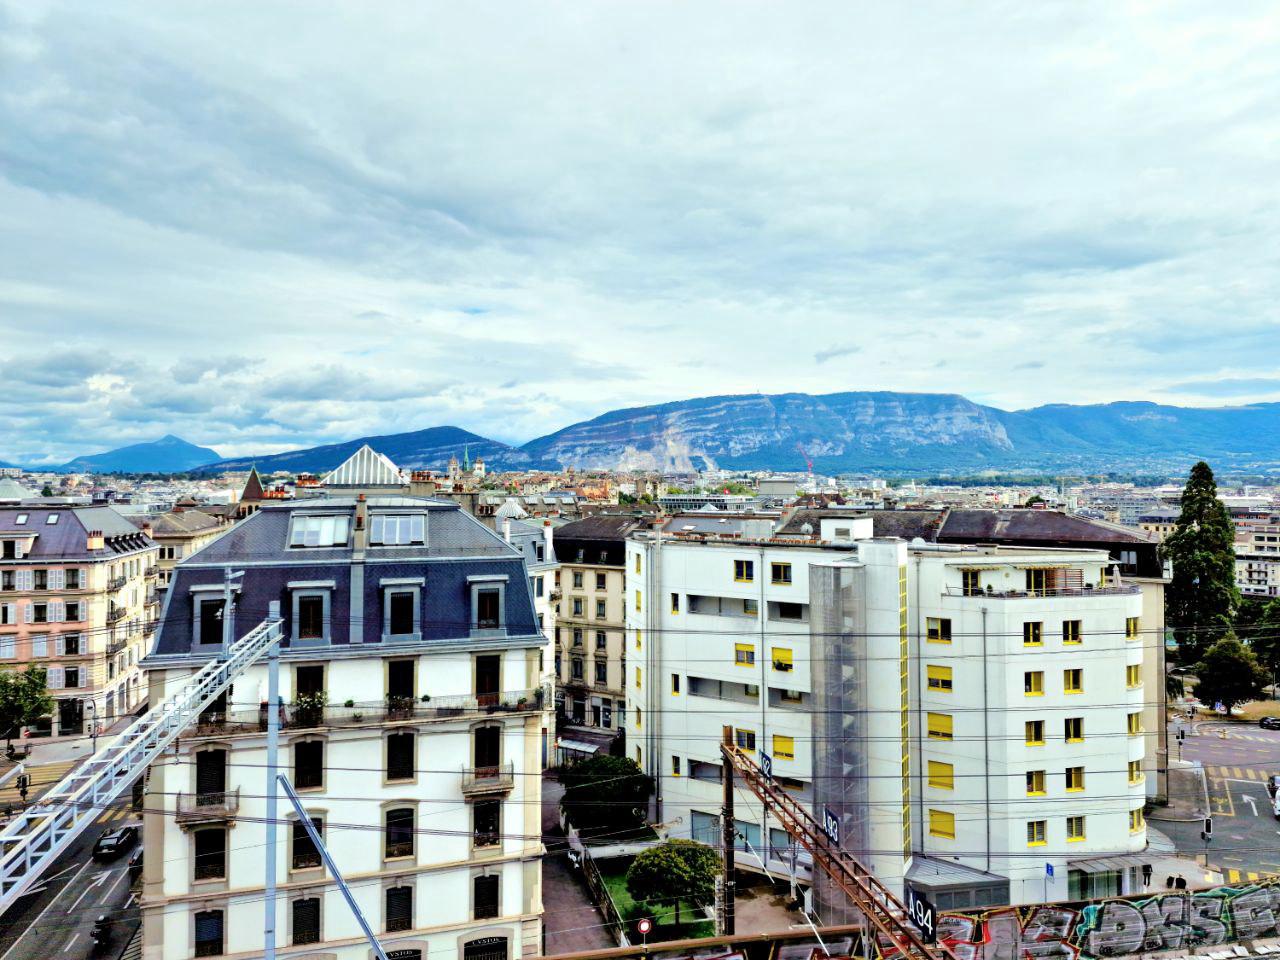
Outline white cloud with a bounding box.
[1,1,1278,462]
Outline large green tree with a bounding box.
[625,839,720,926]
[0,668,53,747]
[560,755,653,833]
[1162,461,1239,663]
[1194,636,1268,713]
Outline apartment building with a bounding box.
[1235,514,1280,599]
[0,503,158,735]
[552,515,644,731]
[140,475,548,960]
[626,526,1150,915]
[137,506,229,595]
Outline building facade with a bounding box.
[0,503,158,735]
[139,507,230,596]
[140,488,548,960]
[625,529,1151,914]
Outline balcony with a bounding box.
[107,575,128,592]
[175,788,240,827]
[461,762,514,797]
[106,606,127,623]
[107,637,127,656]
[180,688,545,739]
[942,584,1141,600]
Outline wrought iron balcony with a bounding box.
[175,788,240,827]
[106,606,127,623]
[461,762,514,797]
[107,575,128,592]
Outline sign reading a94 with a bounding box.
[906,886,936,944]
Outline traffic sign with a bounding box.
[636,918,653,936]
[760,751,773,781]
[906,886,936,943]
[822,807,840,847]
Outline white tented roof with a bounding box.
[495,498,529,520]
[322,445,404,487]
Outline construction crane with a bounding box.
[720,730,955,960]
[795,442,814,475]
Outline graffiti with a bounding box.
[878,881,1280,960]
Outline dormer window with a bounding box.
[288,515,350,548]
[369,514,425,546]
[14,514,27,525]
[45,514,58,525]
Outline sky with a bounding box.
[1,1,1278,464]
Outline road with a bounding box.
[0,798,140,960]
[1164,720,1280,883]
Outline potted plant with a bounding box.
[292,691,328,728]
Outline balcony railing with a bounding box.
[107,637,127,656]
[106,606,127,623]
[175,788,240,826]
[942,584,1141,599]
[461,762,515,797]
[182,688,545,739]
[107,575,128,592]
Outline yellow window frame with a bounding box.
[927,760,954,789]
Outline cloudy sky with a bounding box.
[2,2,1278,463]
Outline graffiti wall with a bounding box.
[883,882,1280,960]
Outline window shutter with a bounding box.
[50,601,64,623]
[47,666,63,689]
[56,635,65,656]
[16,570,32,591]
[23,602,33,624]
[0,637,14,659]
[31,636,46,658]
[49,569,64,590]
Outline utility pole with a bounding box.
[721,726,736,937]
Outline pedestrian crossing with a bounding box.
[1206,766,1276,781]
[1206,866,1275,884]
[0,759,80,806]
[1212,733,1280,743]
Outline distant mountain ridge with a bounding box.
[49,393,1280,476]
[58,434,220,473]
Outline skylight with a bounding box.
[14,514,26,525]
[288,514,350,548]
[46,514,59,525]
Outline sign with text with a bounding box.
[760,751,773,780]
[821,807,840,847]
[906,886,936,943]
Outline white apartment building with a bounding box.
[141,482,548,960]
[626,528,1150,916]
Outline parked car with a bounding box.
[127,845,143,883]
[1272,791,1280,821]
[93,825,138,861]
[1268,775,1280,799]
[1260,717,1280,730]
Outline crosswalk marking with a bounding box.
[0,759,81,804]
[1230,869,1242,883]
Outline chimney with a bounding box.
[353,495,368,552]
[542,519,554,557]
[86,529,104,551]
[502,517,512,543]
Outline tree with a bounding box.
[1162,461,1239,663]
[1194,636,1268,713]
[40,485,53,497]
[560,755,653,833]
[1244,598,1280,689]
[625,839,720,926]
[0,668,53,748]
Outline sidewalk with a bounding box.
[21,713,138,765]
[542,773,618,954]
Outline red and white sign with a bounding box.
[636,919,653,935]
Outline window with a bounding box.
[1126,664,1142,688]
[292,897,321,945]
[1128,760,1144,784]
[671,674,680,695]
[1025,720,1045,745]
[929,809,955,839]
[533,576,544,598]
[1064,669,1083,694]
[772,734,795,760]
[744,598,759,617]
[385,808,415,859]
[734,559,754,582]
[1026,770,1046,796]
[1026,820,1047,846]
[197,597,225,646]
[572,572,583,589]
[595,631,606,649]
[292,818,322,870]
[1126,617,1140,640]
[634,707,642,728]
[1023,622,1043,646]
[773,647,794,672]
[572,628,583,647]
[474,874,500,920]
[927,712,953,740]
[595,573,606,591]
[387,732,415,781]
[194,911,224,958]
[45,513,58,525]
[64,666,80,688]
[672,755,682,776]
[571,597,583,617]
[734,728,756,752]
[671,593,680,614]
[1127,712,1142,735]
[595,599,606,619]
[294,740,324,790]
[1063,620,1082,644]
[369,514,425,545]
[571,659,583,680]
[388,591,416,636]
[475,588,500,629]
[289,514,350,547]
[927,617,952,643]
[781,688,803,703]
[634,554,641,574]
[1129,808,1145,833]
[1064,717,1084,742]
[928,761,954,789]
[961,570,981,596]
[635,667,642,689]
[771,562,792,585]
[1026,569,1049,596]
[1067,815,1086,842]
[13,514,25,525]
[386,886,413,933]
[775,601,803,620]
[297,596,324,640]
[634,590,642,612]
[594,661,606,683]
[193,827,227,880]
[1024,671,1043,696]
[734,643,755,666]
[1066,766,1084,791]
[473,800,501,847]
[927,665,953,692]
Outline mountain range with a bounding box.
[23,393,1280,475]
